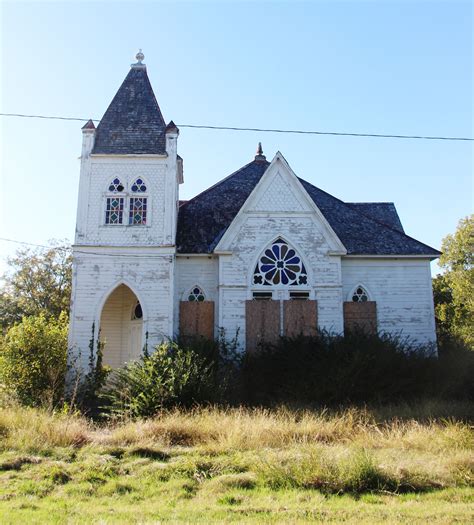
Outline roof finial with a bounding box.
[131,49,146,69]
[254,142,266,161]
[136,49,144,63]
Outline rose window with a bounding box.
[253,238,307,286]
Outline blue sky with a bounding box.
[1,1,472,275]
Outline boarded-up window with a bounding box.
[284,300,318,338]
[343,301,377,334]
[245,300,280,353]
[179,301,215,340]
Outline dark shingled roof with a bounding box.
[92,66,166,154]
[347,203,404,233]
[177,160,270,253]
[177,159,440,257]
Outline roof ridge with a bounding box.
[299,177,440,255]
[179,159,270,209]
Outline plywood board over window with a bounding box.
[245,300,280,353]
[179,302,215,340]
[343,302,377,334]
[284,300,318,338]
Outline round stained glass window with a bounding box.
[253,238,307,286]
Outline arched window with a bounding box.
[105,178,125,224]
[129,178,148,225]
[188,286,205,302]
[351,285,369,302]
[131,301,143,320]
[253,238,307,286]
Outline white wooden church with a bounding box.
[69,52,440,370]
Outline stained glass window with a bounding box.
[108,178,124,192]
[188,286,205,302]
[105,197,124,224]
[131,178,147,193]
[129,197,147,225]
[253,238,307,286]
[352,286,369,302]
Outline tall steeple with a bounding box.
[92,51,167,154]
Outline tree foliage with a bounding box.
[0,312,69,407]
[433,215,474,347]
[0,241,72,329]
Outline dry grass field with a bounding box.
[0,402,473,523]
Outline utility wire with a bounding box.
[1,112,472,142]
[0,237,175,258]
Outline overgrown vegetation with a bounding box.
[0,404,472,523]
[244,330,474,406]
[0,313,69,408]
[102,342,217,418]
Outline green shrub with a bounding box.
[0,313,68,408]
[102,342,217,418]
[243,330,474,405]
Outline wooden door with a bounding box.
[245,300,280,353]
[127,321,143,362]
[283,300,318,337]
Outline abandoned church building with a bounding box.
[68,53,440,370]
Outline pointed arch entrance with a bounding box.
[99,284,143,368]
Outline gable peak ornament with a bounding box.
[255,142,266,161]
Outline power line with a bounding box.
[1,112,472,142]
[0,237,175,259]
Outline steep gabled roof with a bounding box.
[177,158,441,257]
[176,160,270,253]
[298,179,440,256]
[346,203,404,233]
[92,65,167,155]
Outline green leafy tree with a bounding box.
[0,312,69,407]
[0,241,72,329]
[434,215,474,347]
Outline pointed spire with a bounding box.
[81,119,96,131]
[92,55,167,154]
[254,142,266,161]
[165,120,179,134]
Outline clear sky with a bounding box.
[1,0,472,275]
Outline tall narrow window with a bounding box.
[253,238,307,286]
[129,197,147,225]
[105,197,124,225]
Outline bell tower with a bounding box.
[69,52,183,371]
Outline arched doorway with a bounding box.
[99,284,143,368]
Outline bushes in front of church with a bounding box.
[0,313,69,408]
[101,341,219,418]
[242,330,474,406]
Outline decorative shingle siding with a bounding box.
[82,158,166,246]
